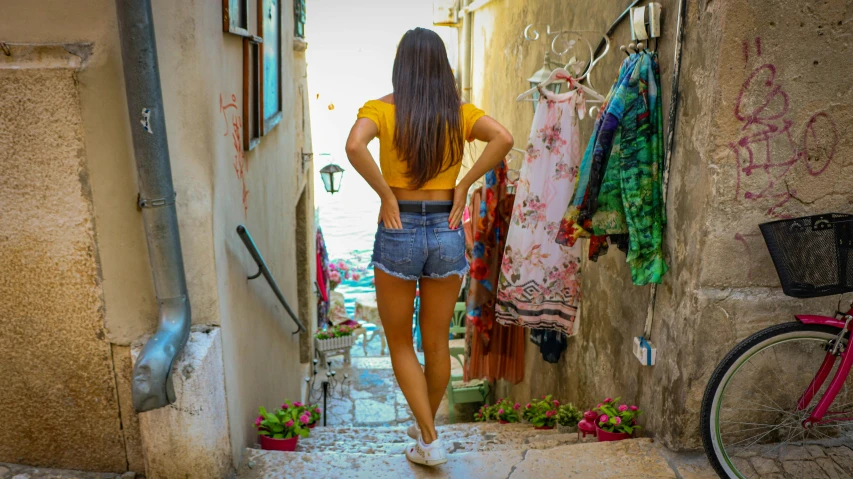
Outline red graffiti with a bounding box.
[220,94,238,137]
[731,37,839,268]
[221,93,249,217]
[730,37,838,219]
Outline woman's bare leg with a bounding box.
[419,275,463,422]
[374,269,437,443]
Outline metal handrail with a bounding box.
[236,225,307,334]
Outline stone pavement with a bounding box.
[320,332,477,428]
[0,465,137,479]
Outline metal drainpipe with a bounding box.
[115,0,192,412]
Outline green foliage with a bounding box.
[593,397,642,435]
[494,398,521,423]
[254,401,310,440]
[556,403,583,427]
[523,395,560,427]
[474,402,497,422]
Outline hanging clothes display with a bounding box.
[316,226,331,327]
[556,51,667,286]
[530,329,567,364]
[464,160,525,384]
[495,91,585,336]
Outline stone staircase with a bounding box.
[236,423,691,479]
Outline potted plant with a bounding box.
[494,398,521,424]
[474,402,498,422]
[593,397,641,442]
[556,402,583,429]
[315,323,357,353]
[306,403,322,429]
[524,395,560,429]
[255,403,310,451]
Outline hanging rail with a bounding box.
[236,225,307,335]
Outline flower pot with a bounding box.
[534,425,555,430]
[308,423,316,429]
[499,420,510,424]
[315,334,355,352]
[259,434,299,451]
[595,424,632,442]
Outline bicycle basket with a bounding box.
[759,213,853,298]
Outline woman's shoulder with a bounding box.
[373,93,394,105]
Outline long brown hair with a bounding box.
[392,28,463,189]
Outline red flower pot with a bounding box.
[595,424,632,442]
[534,425,555,430]
[308,423,316,429]
[260,434,299,451]
[499,420,510,424]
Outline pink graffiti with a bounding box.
[221,93,249,217]
[730,37,838,219]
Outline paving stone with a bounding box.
[0,466,9,477]
[732,457,759,477]
[827,447,853,474]
[782,460,830,478]
[779,445,813,461]
[11,475,29,479]
[816,457,852,479]
[808,445,829,458]
[354,399,395,424]
[751,456,781,474]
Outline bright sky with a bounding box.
[308,0,457,258]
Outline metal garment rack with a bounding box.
[236,225,307,334]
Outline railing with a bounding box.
[236,225,307,334]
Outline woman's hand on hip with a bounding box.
[378,198,402,229]
[449,183,468,229]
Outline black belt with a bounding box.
[398,202,453,214]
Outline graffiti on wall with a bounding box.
[220,93,249,217]
[730,37,839,218]
[730,38,839,278]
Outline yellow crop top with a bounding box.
[356,100,486,190]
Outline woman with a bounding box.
[345,28,513,466]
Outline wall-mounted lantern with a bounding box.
[318,153,344,194]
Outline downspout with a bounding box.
[115,0,192,412]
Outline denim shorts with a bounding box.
[371,201,469,281]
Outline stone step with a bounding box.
[296,423,588,455]
[238,438,678,479]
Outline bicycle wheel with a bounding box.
[701,322,853,478]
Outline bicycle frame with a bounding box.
[795,307,853,428]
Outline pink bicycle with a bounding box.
[701,213,853,478]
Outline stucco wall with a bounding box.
[1,0,315,472]
[467,0,852,449]
[0,52,127,472]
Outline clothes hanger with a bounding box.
[516,67,607,104]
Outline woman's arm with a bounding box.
[345,118,402,229]
[449,116,514,228]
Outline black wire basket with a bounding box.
[759,213,853,298]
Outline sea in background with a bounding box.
[314,161,379,318]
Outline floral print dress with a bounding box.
[495,90,585,336]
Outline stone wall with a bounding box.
[0,0,315,472]
[467,0,852,449]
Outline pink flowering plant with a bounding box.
[306,403,322,426]
[315,323,356,340]
[494,398,521,423]
[523,395,560,427]
[328,259,367,290]
[474,402,498,422]
[254,401,309,440]
[593,397,641,435]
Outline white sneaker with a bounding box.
[406,423,420,440]
[405,436,448,466]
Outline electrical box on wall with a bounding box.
[633,336,657,366]
[433,0,459,26]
